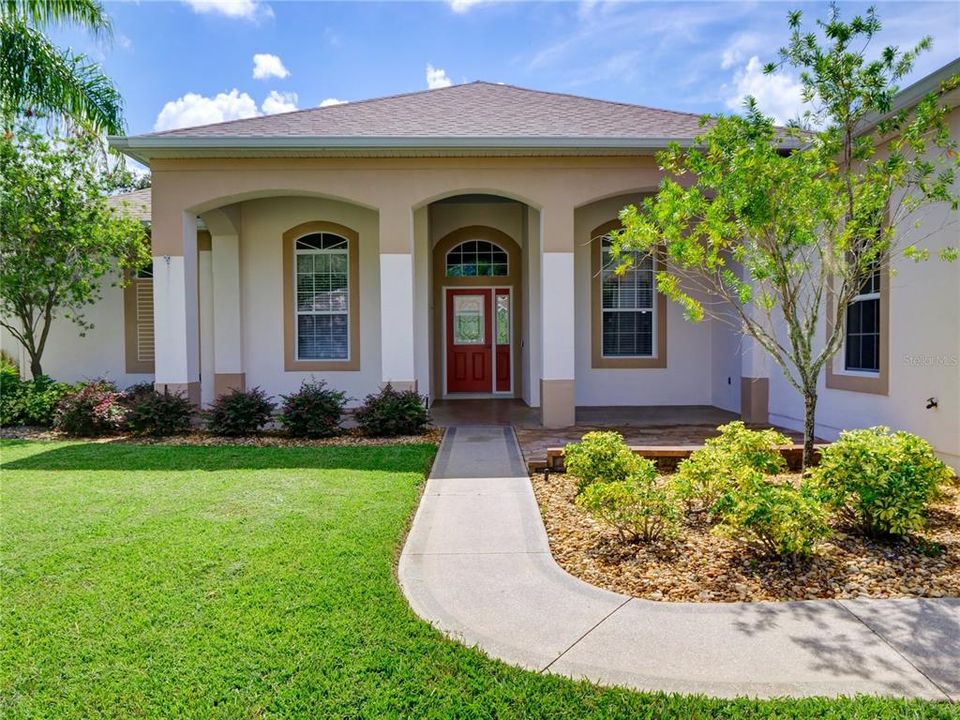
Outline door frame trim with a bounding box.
[442,285,513,399]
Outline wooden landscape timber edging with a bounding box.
[531,443,828,475]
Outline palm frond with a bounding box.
[2,0,111,38]
[0,20,123,134]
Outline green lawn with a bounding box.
[0,440,954,719]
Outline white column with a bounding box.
[540,203,576,427]
[198,238,215,407]
[379,204,417,391]
[211,233,244,396]
[152,210,200,405]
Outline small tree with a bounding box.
[611,6,959,467]
[0,124,149,378]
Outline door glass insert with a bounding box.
[453,294,485,345]
[495,293,510,345]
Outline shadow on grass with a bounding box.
[1,440,437,474]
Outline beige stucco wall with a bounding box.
[572,194,734,406]
[0,275,148,389]
[237,196,381,403]
[768,106,960,470]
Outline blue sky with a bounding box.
[53,1,960,136]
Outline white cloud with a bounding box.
[447,0,486,13]
[426,64,452,90]
[181,0,272,21]
[252,53,289,80]
[261,90,298,115]
[724,56,805,125]
[117,33,133,51]
[319,98,348,107]
[720,32,765,70]
[154,89,259,131]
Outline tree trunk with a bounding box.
[29,355,43,380]
[802,388,817,470]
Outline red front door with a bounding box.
[446,289,492,393]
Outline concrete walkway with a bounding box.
[398,426,960,701]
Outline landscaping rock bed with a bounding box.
[531,470,960,603]
[0,426,443,447]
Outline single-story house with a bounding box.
[3,61,958,469]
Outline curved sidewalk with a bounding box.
[398,426,959,701]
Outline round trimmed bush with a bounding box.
[563,431,641,494]
[54,380,127,436]
[279,380,346,438]
[206,387,275,437]
[811,426,952,537]
[125,389,194,436]
[354,384,429,437]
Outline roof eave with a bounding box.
[108,135,767,164]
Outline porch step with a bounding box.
[532,443,827,475]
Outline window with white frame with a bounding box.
[844,267,881,373]
[446,240,508,277]
[294,232,350,360]
[600,237,656,357]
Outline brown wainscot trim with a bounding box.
[283,220,361,372]
[590,219,667,369]
[540,378,575,428]
[740,377,769,425]
[214,372,246,397]
[825,265,889,395]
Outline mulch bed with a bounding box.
[531,471,960,603]
[0,426,443,447]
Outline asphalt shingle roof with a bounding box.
[107,188,151,223]
[141,82,706,141]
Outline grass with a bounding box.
[1,439,954,719]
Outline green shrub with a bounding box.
[54,380,127,436]
[811,426,952,537]
[354,384,429,437]
[122,382,157,406]
[674,421,790,512]
[575,468,680,543]
[125,389,194,436]
[205,387,275,436]
[564,431,640,494]
[711,472,830,557]
[279,380,347,438]
[0,361,71,428]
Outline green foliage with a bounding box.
[674,422,789,512]
[563,431,641,494]
[712,472,831,557]
[0,0,123,133]
[279,380,347,438]
[205,387,275,437]
[0,124,149,378]
[124,389,194,437]
[0,359,70,427]
[354,383,429,437]
[610,6,959,467]
[575,473,680,543]
[53,379,126,436]
[811,426,952,537]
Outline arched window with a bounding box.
[294,232,350,361]
[446,240,508,277]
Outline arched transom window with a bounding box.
[446,240,508,277]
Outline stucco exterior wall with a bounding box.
[768,107,960,470]
[237,196,381,404]
[0,276,148,388]
[572,194,722,406]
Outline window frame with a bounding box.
[283,221,361,372]
[590,220,667,369]
[124,258,156,375]
[445,239,510,278]
[293,233,351,363]
[826,263,889,395]
[841,267,881,375]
